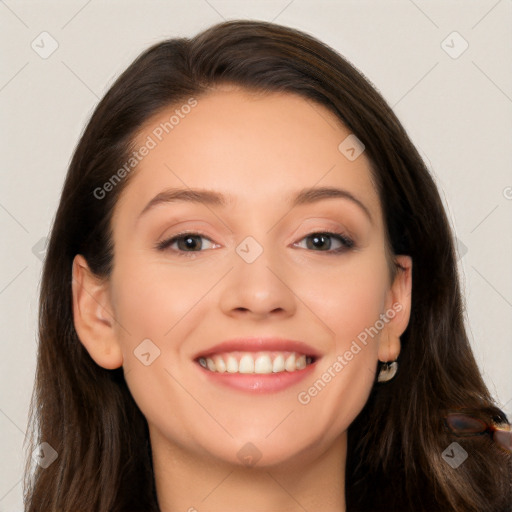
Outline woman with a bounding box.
[23,19,511,511]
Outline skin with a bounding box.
[72,85,412,512]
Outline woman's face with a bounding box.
[76,86,411,468]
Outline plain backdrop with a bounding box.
[1,1,511,510]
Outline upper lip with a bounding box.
[192,337,323,360]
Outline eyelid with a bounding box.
[289,220,356,244]
[288,217,356,238]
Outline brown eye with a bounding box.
[295,231,354,253]
[175,234,203,251]
[156,232,218,255]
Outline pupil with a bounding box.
[181,235,200,250]
[310,234,329,250]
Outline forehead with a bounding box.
[115,87,380,221]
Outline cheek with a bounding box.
[294,266,388,436]
[110,256,213,343]
[109,259,219,447]
[301,254,389,352]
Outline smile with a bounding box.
[196,351,316,374]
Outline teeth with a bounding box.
[239,354,255,373]
[296,355,306,370]
[226,355,238,373]
[206,357,216,372]
[197,351,314,374]
[255,355,273,374]
[272,354,285,373]
[214,355,226,373]
[285,354,296,371]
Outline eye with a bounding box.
[156,232,218,255]
[294,231,355,253]
[156,230,355,256]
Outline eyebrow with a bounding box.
[137,186,372,223]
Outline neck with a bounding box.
[151,430,347,512]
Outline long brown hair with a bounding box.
[23,19,511,511]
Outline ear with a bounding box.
[71,254,123,369]
[378,255,412,362]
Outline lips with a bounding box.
[192,337,322,393]
[192,337,322,361]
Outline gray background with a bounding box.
[1,1,511,509]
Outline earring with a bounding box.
[377,360,398,383]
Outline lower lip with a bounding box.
[195,360,318,393]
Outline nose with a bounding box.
[218,240,297,320]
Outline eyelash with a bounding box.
[155,230,355,256]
